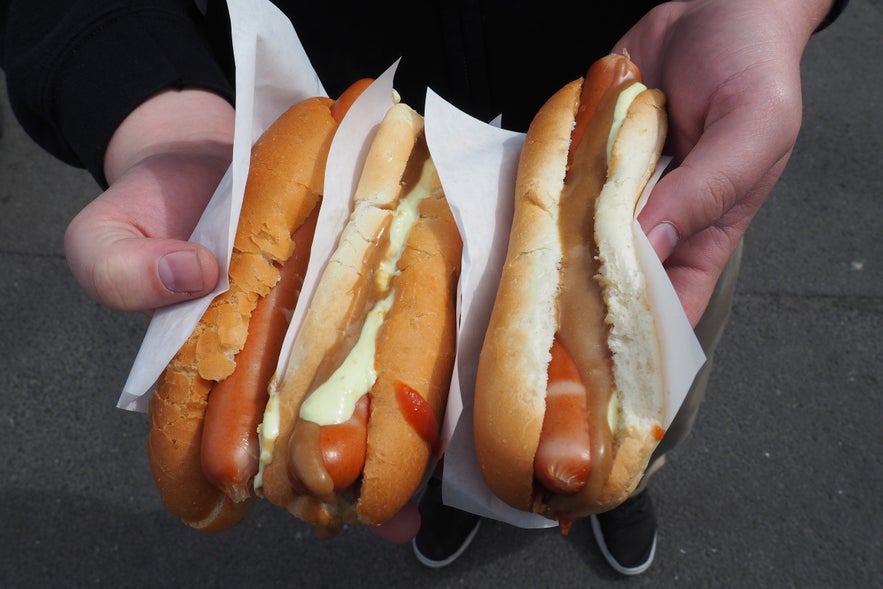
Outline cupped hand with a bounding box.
[64,89,235,312]
[615,0,831,325]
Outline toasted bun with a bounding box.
[358,167,460,525]
[147,96,337,531]
[148,369,255,531]
[474,76,667,520]
[258,103,461,535]
[473,80,580,512]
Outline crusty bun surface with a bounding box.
[473,80,581,513]
[148,96,337,531]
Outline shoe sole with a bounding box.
[412,519,482,568]
[590,514,657,576]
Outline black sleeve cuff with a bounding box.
[4,2,234,188]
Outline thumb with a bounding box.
[65,207,220,312]
[636,126,793,325]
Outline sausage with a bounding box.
[200,205,319,501]
[534,339,592,494]
[318,395,370,492]
[330,78,374,123]
[569,53,643,163]
[287,395,370,497]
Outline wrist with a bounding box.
[104,88,235,185]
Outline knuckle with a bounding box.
[89,249,148,311]
[698,170,738,224]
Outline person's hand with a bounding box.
[369,502,422,543]
[616,0,832,325]
[64,89,235,312]
[65,86,425,543]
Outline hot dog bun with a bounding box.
[256,100,462,538]
[473,54,667,525]
[147,93,343,532]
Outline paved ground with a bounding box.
[1,3,881,587]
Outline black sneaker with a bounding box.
[412,478,482,568]
[590,489,658,575]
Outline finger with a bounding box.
[65,147,229,311]
[660,226,734,327]
[368,501,421,544]
[639,74,801,262]
[65,212,219,312]
[656,152,791,326]
[610,3,683,84]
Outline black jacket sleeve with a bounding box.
[1,0,665,188]
[0,0,234,187]
[0,0,854,190]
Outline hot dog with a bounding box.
[255,98,462,538]
[473,53,667,530]
[146,80,369,532]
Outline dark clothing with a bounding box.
[0,0,848,187]
[1,1,234,185]
[0,0,661,186]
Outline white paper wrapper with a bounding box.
[118,0,329,411]
[425,92,706,528]
[270,64,402,382]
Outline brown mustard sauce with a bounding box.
[288,420,334,498]
[550,70,638,501]
[289,133,430,497]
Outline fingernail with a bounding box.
[647,222,680,256]
[158,250,205,294]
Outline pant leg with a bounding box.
[633,240,744,493]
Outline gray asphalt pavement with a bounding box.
[1,3,881,588]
